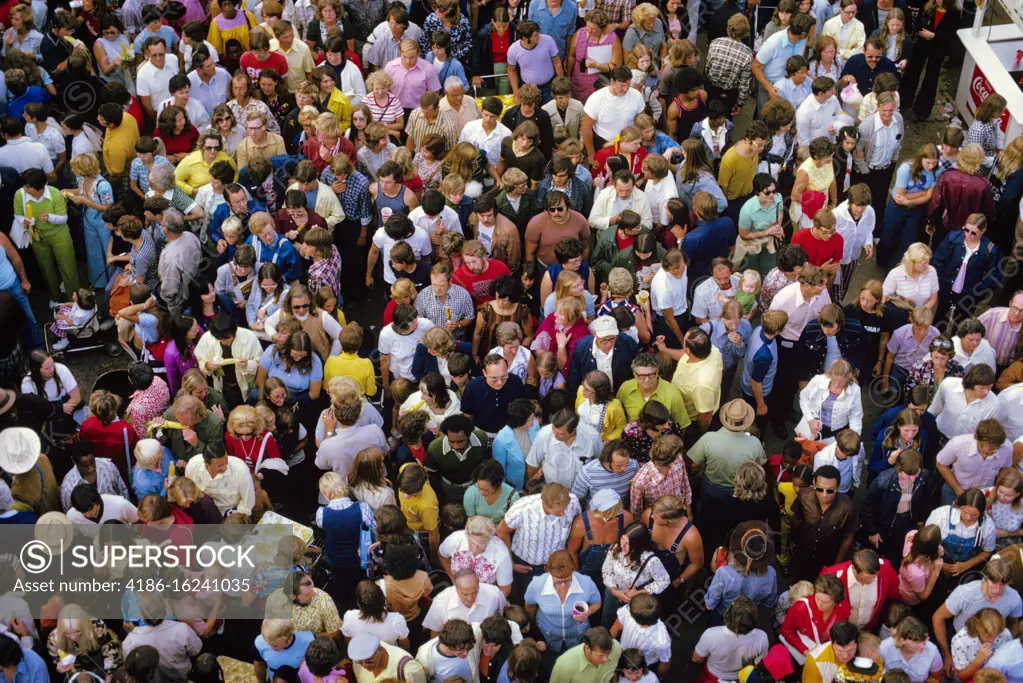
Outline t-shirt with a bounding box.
[372,226,433,285]
[524,211,591,266]
[377,318,435,381]
[339,611,409,643]
[944,580,1023,631]
[136,54,182,106]
[261,349,324,393]
[616,607,672,665]
[583,87,647,141]
[694,627,770,680]
[253,630,315,679]
[21,362,78,401]
[239,50,289,81]
[791,228,844,267]
[452,260,512,305]
[506,35,559,85]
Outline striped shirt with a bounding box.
[404,108,458,154]
[365,92,405,125]
[504,493,582,565]
[569,457,638,509]
[978,307,1022,366]
[129,231,160,291]
[869,113,899,168]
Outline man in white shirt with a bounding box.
[157,73,212,131]
[998,383,1023,442]
[459,98,511,182]
[795,76,840,151]
[66,487,139,535]
[582,67,646,161]
[650,249,690,348]
[273,21,316,93]
[184,443,257,516]
[421,572,507,635]
[408,191,463,239]
[692,259,741,324]
[188,51,233,117]
[136,37,181,121]
[929,365,999,440]
[588,172,653,232]
[525,409,602,488]
[0,117,54,178]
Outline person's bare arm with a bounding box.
[366,244,380,287]
[508,65,520,96]
[380,353,391,391]
[751,58,775,97]
[582,114,596,161]
[936,462,962,497]
[933,603,955,674]
[552,57,564,78]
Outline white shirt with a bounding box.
[834,201,876,264]
[180,40,220,70]
[377,318,436,381]
[999,385,1023,442]
[137,53,182,105]
[421,583,507,632]
[438,532,514,587]
[341,610,410,644]
[66,494,139,536]
[185,454,257,515]
[882,265,940,308]
[0,137,54,175]
[459,120,511,166]
[870,112,899,167]
[845,568,879,629]
[25,121,65,161]
[692,275,740,321]
[21,362,77,400]
[408,205,463,237]
[953,337,997,372]
[503,493,582,565]
[617,606,672,665]
[372,226,434,284]
[929,378,1001,439]
[795,95,841,146]
[643,176,678,226]
[592,340,614,382]
[582,87,646,141]
[650,267,689,315]
[525,422,603,488]
[812,441,863,492]
[157,96,212,131]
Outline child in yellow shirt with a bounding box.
[776,464,812,567]
[323,321,376,397]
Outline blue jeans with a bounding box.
[83,213,113,288]
[6,280,43,350]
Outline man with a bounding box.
[718,122,768,225]
[0,116,53,179]
[459,97,510,184]
[422,573,507,635]
[0,635,47,683]
[526,409,602,488]
[66,485,139,531]
[496,483,581,601]
[839,36,898,96]
[774,56,812,112]
[549,628,621,683]
[535,156,591,219]
[821,550,900,632]
[350,632,427,683]
[0,428,59,515]
[795,77,840,151]
[385,40,441,113]
[452,240,512,307]
[615,353,692,427]
[582,67,646,160]
[705,14,755,115]
[803,622,860,683]
[440,76,482,133]
[58,442,129,512]
[157,74,211,131]
[462,355,526,437]
[236,112,286,170]
[156,208,200,316]
[290,160,345,231]
[929,364,999,441]
[870,386,940,461]
[264,572,343,639]
[187,50,232,117]
[208,183,267,247]
[689,399,766,512]
[415,263,475,340]
[405,91,457,152]
[194,313,264,407]
[39,10,80,91]
[137,37,181,122]
[768,264,832,438]
[315,392,389,479]
[527,0,577,61]
[415,620,484,683]
[796,303,865,382]
[567,316,640,393]
[936,418,1011,504]
[790,465,858,582]
[184,442,255,515]
[366,6,422,69]
[571,450,639,508]
[588,170,653,233]
[495,169,536,236]
[506,21,563,103]
[659,328,724,433]
[751,14,812,107]
[472,194,522,273]
[740,310,790,436]
[273,20,316,93]
[629,434,692,519]
[501,84,555,159]
[425,415,490,504]
[122,593,203,682]
[160,393,224,463]
[692,259,741,325]
[853,92,902,225]
[981,290,1023,374]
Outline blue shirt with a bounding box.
[702,318,753,371]
[643,130,679,156]
[245,233,302,282]
[461,374,527,434]
[132,448,173,499]
[681,217,736,280]
[0,648,47,683]
[0,249,18,290]
[704,564,779,616]
[6,86,49,120]
[492,423,539,489]
[260,347,324,394]
[988,639,1023,683]
[840,52,899,95]
[756,30,808,83]
[255,630,316,679]
[774,77,812,112]
[427,54,470,89]
[527,0,579,59]
[133,26,181,54]
[304,186,318,212]
[524,572,601,646]
[891,161,936,199]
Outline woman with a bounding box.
[736,173,785,276]
[868,408,927,483]
[78,390,137,483]
[677,139,728,214]
[490,322,538,388]
[247,262,290,340]
[843,279,895,382]
[439,515,513,596]
[256,67,295,127]
[128,137,171,200]
[863,449,930,569]
[701,461,782,561]
[601,521,670,628]
[566,10,622,102]
[524,550,602,662]
[463,459,519,524]
[530,298,590,373]
[791,137,838,228]
[932,214,1001,323]
[256,330,324,427]
[206,0,259,52]
[47,604,123,680]
[899,0,961,122]
[779,574,850,664]
[694,597,770,681]
[420,0,472,62]
[303,227,343,296]
[399,372,461,432]
[359,123,398,181]
[592,126,648,181]
[987,469,1023,548]
[317,472,376,598]
[499,122,546,188]
[576,371,627,442]
[822,0,865,59]
[264,284,342,363]
[324,36,366,107]
[364,72,405,142]
[808,35,844,81]
[951,608,1013,682]
[879,617,943,682]
[175,130,237,198]
[62,114,104,160]
[872,8,911,68]
[543,270,597,320]
[877,144,939,270]
[620,400,685,463]
[305,0,354,53]
[492,398,539,491]
[760,243,808,311]
[195,161,237,243]
[208,105,247,159]
[14,169,77,304]
[379,542,433,644]
[882,305,941,396]
[925,488,996,578]
[567,488,633,593]
[474,276,533,359]
[94,14,134,95]
[155,105,200,164]
[348,447,396,511]
[225,405,287,501]
[229,70,281,136]
[929,144,996,246]
[2,6,42,60]
[164,316,200,398]
[623,3,667,61]
[368,504,432,580]
[411,327,474,384]
[341,580,409,647]
[798,358,864,440]
[990,136,1023,255]
[882,242,940,328]
[22,350,85,424]
[66,153,115,290]
[902,336,964,398]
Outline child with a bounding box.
[938,126,965,177]
[776,464,812,568]
[898,524,944,605]
[610,593,672,675]
[503,606,543,647]
[50,288,97,351]
[763,0,796,43]
[858,632,882,663]
[396,411,430,466]
[435,230,465,273]
[214,243,256,323]
[426,31,468,92]
[812,429,861,494]
[299,636,346,683]
[536,352,566,399]
[132,438,174,499]
[324,322,376,397]
[397,462,440,557]
[314,286,347,327]
[642,155,679,231]
[439,174,473,233]
[967,93,1007,160]
[627,44,659,91]
[615,648,660,683]
[736,270,762,319]
[975,670,1008,683]
[116,283,162,361]
[414,134,446,192]
[689,101,733,168]
[774,580,813,632]
[520,262,541,321]
[878,602,910,641]
[447,353,472,398]
[767,438,803,484]
[389,378,414,441]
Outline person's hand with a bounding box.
[897,59,907,69]
[731,104,742,116]
[204,360,222,372]
[925,223,935,236]
[654,334,667,351]
[217,239,228,254]
[727,331,742,345]
[322,409,338,433]
[472,76,483,88]
[319,145,334,162]
[285,230,299,241]
[556,331,569,348]
[512,563,533,574]
[4,28,15,46]
[608,212,620,225]
[211,404,225,422]
[72,40,86,52]
[365,274,374,288]
[10,618,28,638]
[977,643,994,664]
[357,229,368,247]
[756,401,768,416]
[808,418,821,435]
[445,320,459,331]
[56,661,74,674]
[182,428,199,446]
[765,85,778,99]
[879,376,890,392]
[869,533,881,548]
[944,561,966,576]
[535,641,548,652]
[19,279,30,294]
[943,653,955,677]
[888,448,902,465]
[585,58,598,69]
[918,28,935,39]
[63,401,75,415]
[864,243,873,259]
[599,282,609,300]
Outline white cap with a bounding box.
[591,316,619,338]
[591,489,621,512]
[349,632,382,661]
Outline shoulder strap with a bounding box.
[123,428,131,469]
[671,520,693,552]
[617,513,624,535]
[396,655,414,681]
[582,510,594,541]
[254,433,272,472]
[629,554,656,588]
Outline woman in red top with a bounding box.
[529,297,591,372]
[779,574,852,664]
[224,404,287,501]
[78,389,138,485]
[383,279,419,326]
[155,105,200,163]
[238,31,288,81]
[592,125,648,183]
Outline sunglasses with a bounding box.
[215,117,232,123]
[547,206,566,214]
[761,189,776,195]
[204,145,221,151]
[964,227,982,236]
[815,487,836,494]
[293,303,310,310]
[933,338,953,349]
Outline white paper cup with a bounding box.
[573,601,588,616]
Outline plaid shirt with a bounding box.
[414,284,475,339]
[125,376,171,440]
[966,121,1001,155]
[308,245,343,297]
[595,0,635,26]
[629,458,692,518]
[706,37,754,107]
[321,168,374,226]
[59,458,130,511]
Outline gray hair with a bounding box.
[162,207,185,235]
[444,76,465,93]
[149,164,177,192]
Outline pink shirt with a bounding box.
[898,531,932,605]
[384,57,442,110]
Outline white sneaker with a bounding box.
[99,319,116,332]
[52,338,70,351]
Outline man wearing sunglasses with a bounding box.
[789,464,858,582]
[525,190,591,269]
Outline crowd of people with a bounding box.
[1,0,1023,681]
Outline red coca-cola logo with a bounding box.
[969,65,1011,132]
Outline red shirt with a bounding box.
[452,259,512,305]
[224,432,282,470]
[157,125,200,157]
[791,228,844,267]
[383,299,398,326]
[239,51,289,80]
[127,98,145,130]
[491,30,510,64]
[302,134,357,174]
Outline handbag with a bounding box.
[10,188,36,249]
[359,520,375,569]
[107,271,133,317]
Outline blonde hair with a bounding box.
[958,144,987,175]
[390,278,418,302]
[314,112,340,138]
[631,2,659,25]
[298,105,320,125]
[53,605,100,654]
[366,70,393,91]
[247,211,275,236]
[900,242,932,274]
[555,295,584,324]
[788,580,815,603]
[996,136,1023,181]
[70,153,101,178]
[221,215,245,240]
[390,146,416,181]
[465,515,497,540]
[607,267,635,298]
[227,405,259,437]
[134,439,164,469]
[740,269,762,296]
[261,619,294,644]
[319,471,350,500]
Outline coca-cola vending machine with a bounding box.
[955,22,1023,140]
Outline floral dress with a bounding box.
[571,27,617,102]
[420,14,472,61]
[413,153,444,191]
[620,420,685,463]
[262,95,294,130]
[229,98,281,135]
[902,357,965,397]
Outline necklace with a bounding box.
[236,435,259,463]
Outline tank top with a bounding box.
[646,515,692,580]
[375,181,409,224]
[672,94,708,141]
[97,35,136,94]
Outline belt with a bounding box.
[868,162,894,171]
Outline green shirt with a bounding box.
[424,429,491,485]
[550,642,622,683]
[738,193,783,232]
[615,379,692,429]
[687,429,767,487]
[462,483,520,523]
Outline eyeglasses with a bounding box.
[634,371,658,379]
[761,189,776,195]
[247,124,265,131]
[293,303,310,310]
[865,54,881,60]
[964,227,982,236]
[815,487,836,494]
[547,205,566,214]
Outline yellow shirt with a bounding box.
[326,88,353,134]
[615,378,692,429]
[103,116,140,175]
[174,149,238,196]
[718,146,758,200]
[778,481,798,514]
[276,41,317,93]
[399,482,439,532]
[670,347,724,422]
[206,10,258,52]
[324,352,377,397]
[235,133,286,170]
[573,389,626,441]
